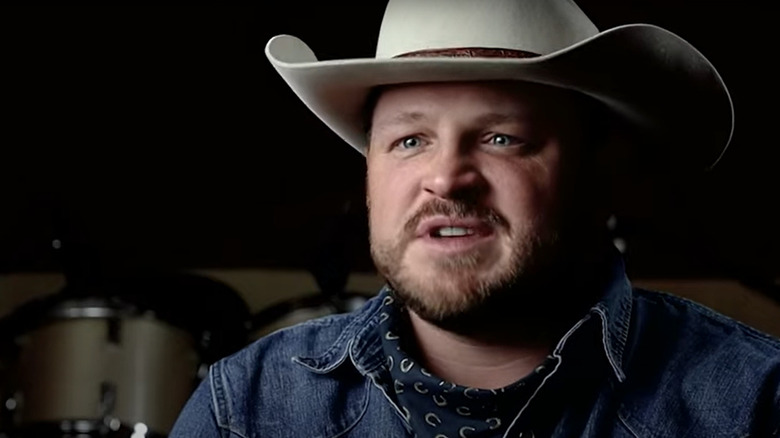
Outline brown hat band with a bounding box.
[395,47,541,59]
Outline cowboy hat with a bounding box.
[265,0,734,170]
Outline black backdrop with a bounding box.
[2,2,778,289]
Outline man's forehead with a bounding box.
[372,110,532,133]
[375,80,558,100]
[369,81,582,125]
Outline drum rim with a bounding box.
[13,417,167,437]
[249,291,370,333]
[0,295,161,344]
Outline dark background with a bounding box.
[2,2,777,290]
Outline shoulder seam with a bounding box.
[633,287,780,350]
[210,360,250,438]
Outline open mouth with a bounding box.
[430,226,476,238]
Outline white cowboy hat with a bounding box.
[265,0,734,170]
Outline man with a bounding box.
[171,1,779,437]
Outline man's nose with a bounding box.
[421,145,487,200]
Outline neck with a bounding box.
[407,311,552,389]
[403,243,616,389]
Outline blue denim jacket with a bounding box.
[170,262,780,438]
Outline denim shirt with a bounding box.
[170,261,780,438]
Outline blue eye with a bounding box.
[489,134,515,146]
[400,136,422,149]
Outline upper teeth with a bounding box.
[436,227,473,237]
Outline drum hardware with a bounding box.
[0,292,214,437]
[98,383,117,424]
[249,198,373,341]
[249,291,370,341]
[1,228,249,436]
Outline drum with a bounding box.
[2,295,202,437]
[249,292,369,341]
[0,342,16,438]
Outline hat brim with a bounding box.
[266,24,733,170]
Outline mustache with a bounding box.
[403,199,508,235]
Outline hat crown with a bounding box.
[376,0,599,58]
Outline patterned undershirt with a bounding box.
[377,293,557,438]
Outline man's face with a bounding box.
[366,81,590,326]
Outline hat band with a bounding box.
[395,47,540,59]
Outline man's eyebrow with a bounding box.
[373,111,528,129]
[474,112,528,126]
[373,111,428,128]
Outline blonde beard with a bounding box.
[370,226,555,325]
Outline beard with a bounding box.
[370,198,565,334]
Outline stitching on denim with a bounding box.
[634,288,780,350]
[292,347,351,374]
[502,360,564,437]
[210,361,249,438]
[614,281,634,360]
[210,362,229,428]
[330,378,374,438]
[593,307,627,382]
[589,269,633,383]
[617,410,642,438]
[502,315,591,437]
[366,370,414,434]
[348,302,388,375]
[292,292,385,373]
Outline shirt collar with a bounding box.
[291,288,387,375]
[587,252,633,382]
[295,251,633,384]
[549,251,632,383]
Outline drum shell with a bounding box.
[250,305,338,341]
[249,293,369,341]
[0,349,14,434]
[13,311,200,435]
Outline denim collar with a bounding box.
[294,254,632,384]
[587,255,632,382]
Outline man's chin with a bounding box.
[387,267,518,329]
[372,233,562,332]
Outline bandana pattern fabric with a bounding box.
[377,294,556,438]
